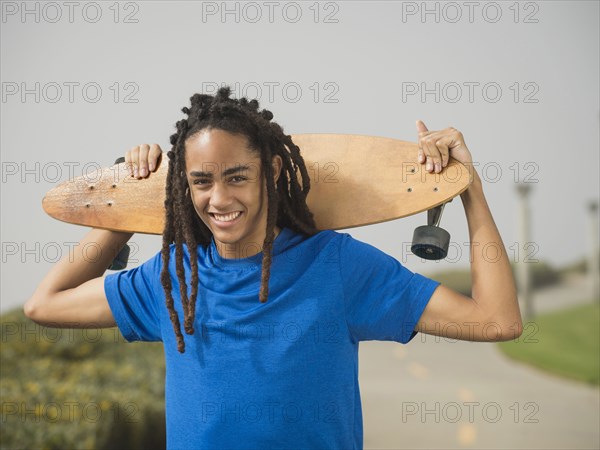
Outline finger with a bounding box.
[416,120,431,164]
[421,139,436,172]
[422,130,456,172]
[125,147,137,176]
[418,128,441,172]
[418,146,425,164]
[124,150,131,176]
[138,144,150,178]
[419,140,433,172]
[421,137,442,173]
[128,146,140,177]
[148,144,162,172]
[436,139,450,170]
[416,119,429,134]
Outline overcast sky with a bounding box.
[1,0,599,313]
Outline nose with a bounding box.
[208,181,234,210]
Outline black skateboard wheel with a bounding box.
[108,244,130,271]
[411,225,451,260]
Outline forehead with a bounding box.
[184,129,261,175]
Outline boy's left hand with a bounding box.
[416,120,473,173]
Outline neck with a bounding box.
[215,226,281,259]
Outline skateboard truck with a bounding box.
[108,157,131,270]
[411,201,451,260]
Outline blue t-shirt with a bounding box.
[104,227,440,450]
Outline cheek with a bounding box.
[188,190,206,213]
[249,182,267,207]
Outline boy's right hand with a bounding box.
[125,144,163,178]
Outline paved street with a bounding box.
[359,274,600,449]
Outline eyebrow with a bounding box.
[189,165,251,178]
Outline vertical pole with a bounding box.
[588,200,599,302]
[516,183,533,320]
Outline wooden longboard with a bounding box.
[42,134,472,234]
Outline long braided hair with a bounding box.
[161,86,319,353]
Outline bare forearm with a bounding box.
[30,229,132,298]
[461,171,522,331]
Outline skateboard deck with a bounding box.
[42,134,472,234]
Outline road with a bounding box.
[359,274,600,449]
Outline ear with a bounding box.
[271,154,283,184]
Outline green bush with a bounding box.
[559,252,600,276]
[427,269,472,297]
[513,260,562,289]
[1,308,166,450]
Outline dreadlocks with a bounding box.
[161,86,319,353]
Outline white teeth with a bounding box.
[212,211,241,222]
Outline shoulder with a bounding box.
[332,231,386,257]
[286,229,391,267]
[288,228,386,254]
[293,228,344,256]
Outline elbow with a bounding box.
[480,296,523,342]
[497,321,523,341]
[479,312,523,342]
[505,300,524,340]
[24,296,49,324]
[494,317,523,342]
[23,298,39,321]
[510,318,524,340]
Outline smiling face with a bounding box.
[184,128,282,259]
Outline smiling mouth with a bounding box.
[210,211,242,222]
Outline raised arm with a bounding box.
[24,229,132,328]
[413,121,523,342]
[24,144,163,328]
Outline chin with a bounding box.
[212,231,241,243]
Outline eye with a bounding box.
[229,176,247,183]
[193,179,210,186]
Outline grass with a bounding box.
[497,302,600,385]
